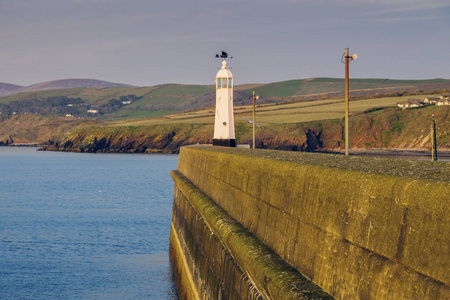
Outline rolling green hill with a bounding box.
[1,79,133,97]
[0,84,215,119]
[1,78,449,120]
[242,78,450,98]
[0,84,214,104]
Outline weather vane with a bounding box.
[215,51,233,59]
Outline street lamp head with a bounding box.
[341,50,358,64]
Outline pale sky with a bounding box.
[1,0,449,86]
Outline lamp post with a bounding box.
[431,114,437,161]
[344,48,357,156]
[252,91,259,149]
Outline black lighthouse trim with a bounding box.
[213,139,236,147]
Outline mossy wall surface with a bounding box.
[170,179,266,299]
[170,170,332,299]
[173,145,449,299]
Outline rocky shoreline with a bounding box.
[3,143,450,159]
[37,145,450,159]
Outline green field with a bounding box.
[109,110,178,120]
[237,95,437,124]
[127,96,187,108]
[242,79,303,97]
[0,84,212,105]
[0,86,159,104]
[148,84,214,96]
[109,94,436,128]
[242,78,450,98]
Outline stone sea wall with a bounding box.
[169,145,449,299]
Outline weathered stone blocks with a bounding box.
[171,145,449,299]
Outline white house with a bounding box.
[397,99,422,110]
[436,99,450,106]
[422,97,440,104]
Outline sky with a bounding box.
[1,0,449,87]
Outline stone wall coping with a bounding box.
[184,145,450,183]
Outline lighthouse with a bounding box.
[213,58,236,147]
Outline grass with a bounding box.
[55,86,160,104]
[128,96,188,108]
[310,78,449,84]
[108,94,435,128]
[241,78,450,98]
[108,110,178,120]
[242,79,303,97]
[2,86,441,128]
[148,84,214,96]
[293,82,414,96]
[0,86,161,104]
[289,78,431,96]
[0,84,211,107]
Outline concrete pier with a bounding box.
[170,145,449,299]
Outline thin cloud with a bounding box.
[72,0,119,3]
[373,16,439,22]
[356,0,450,12]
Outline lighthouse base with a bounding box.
[213,139,236,147]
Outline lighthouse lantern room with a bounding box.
[213,58,236,147]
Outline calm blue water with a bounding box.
[0,147,179,299]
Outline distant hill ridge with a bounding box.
[0,83,23,96]
[1,79,134,96]
[2,77,450,98]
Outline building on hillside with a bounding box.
[440,94,450,100]
[87,109,99,114]
[397,99,422,110]
[423,97,440,104]
[436,99,450,106]
[65,114,73,117]
[121,100,131,105]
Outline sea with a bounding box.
[0,147,179,299]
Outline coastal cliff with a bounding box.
[1,106,449,153]
[42,106,449,153]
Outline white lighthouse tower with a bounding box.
[213,58,236,147]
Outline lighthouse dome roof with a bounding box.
[216,60,233,78]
